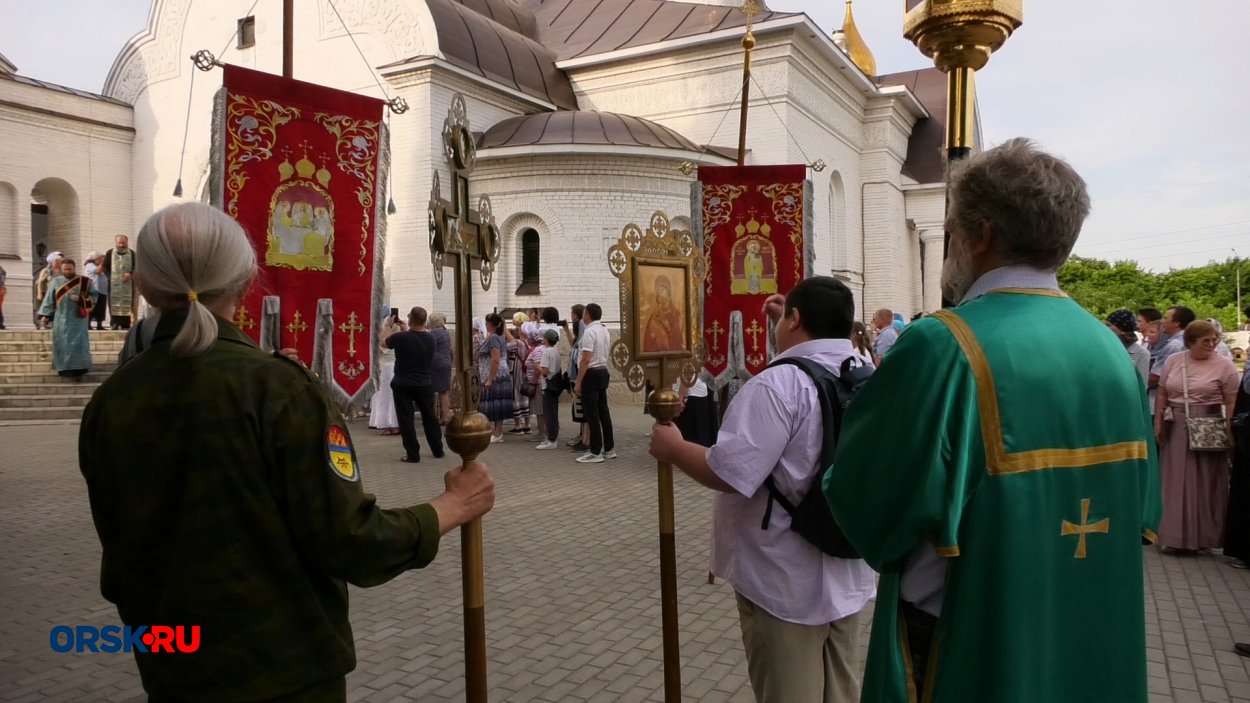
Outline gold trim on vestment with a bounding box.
[1143,528,1158,544]
[898,610,919,703]
[934,545,961,557]
[933,308,1149,475]
[921,630,940,703]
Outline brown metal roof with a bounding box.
[479,110,701,152]
[386,0,578,110]
[517,0,800,61]
[876,67,947,184]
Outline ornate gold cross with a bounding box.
[1060,498,1109,559]
[745,319,764,352]
[233,305,256,331]
[709,319,725,352]
[427,93,501,703]
[338,311,365,357]
[285,310,308,347]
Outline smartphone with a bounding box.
[390,307,399,319]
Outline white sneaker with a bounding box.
[602,449,618,459]
[575,452,604,464]
[490,434,505,444]
[536,441,557,450]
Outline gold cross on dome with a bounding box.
[741,0,764,28]
[745,319,765,352]
[233,305,255,331]
[338,311,365,357]
[1060,498,1109,559]
[286,310,309,347]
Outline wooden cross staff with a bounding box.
[428,94,500,703]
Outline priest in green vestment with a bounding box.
[824,139,1161,703]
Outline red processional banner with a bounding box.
[698,165,808,381]
[213,65,386,405]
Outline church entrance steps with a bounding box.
[0,383,96,397]
[0,394,93,409]
[0,406,85,422]
[0,417,80,427]
[0,371,112,385]
[0,330,124,425]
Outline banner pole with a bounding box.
[282,0,294,78]
[650,380,683,703]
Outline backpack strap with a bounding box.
[759,357,841,530]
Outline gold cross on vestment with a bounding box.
[1061,498,1109,559]
[233,305,256,331]
[709,320,725,352]
[286,310,309,347]
[745,319,765,352]
[338,311,365,357]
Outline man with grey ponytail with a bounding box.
[79,202,496,702]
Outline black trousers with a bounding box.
[391,383,443,461]
[900,599,938,697]
[92,295,107,327]
[111,314,132,330]
[542,388,561,442]
[581,367,614,454]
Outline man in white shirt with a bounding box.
[870,308,898,365]
[537,329,563,450]
[649,277,875,703]
[573,303,616,463]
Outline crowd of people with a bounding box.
[69,139,1250,703]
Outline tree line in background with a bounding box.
[1058,256,1247,332]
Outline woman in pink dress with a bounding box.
[1156,319,1240,553]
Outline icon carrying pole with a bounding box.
[608,212,707,703]
[650,369,683,702]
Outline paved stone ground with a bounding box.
[2,405,1250,702]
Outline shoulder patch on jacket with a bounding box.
[326,425,359,482]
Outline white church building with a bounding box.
[0,0,955,330]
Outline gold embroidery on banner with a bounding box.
[701,185,745,297]
[265,148,336,272]
[225,96,301,217]
[315,113,381,277]
[933,310,1149,475]
[1061,498,1110,558]
[759,182,804,283]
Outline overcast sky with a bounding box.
[1,0,1247,272]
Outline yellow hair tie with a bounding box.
[187,291,199,302]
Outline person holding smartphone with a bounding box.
[382,307,444,463]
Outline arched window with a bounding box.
[517,228,540,295]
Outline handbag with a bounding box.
[1182,353,1232,452]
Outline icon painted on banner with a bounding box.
[267,147,335,272]
[730,217,777,295]
[326,425,359,481]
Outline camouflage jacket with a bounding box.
[79,313,441,701]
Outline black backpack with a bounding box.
[761,355,874,559]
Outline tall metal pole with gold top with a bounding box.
[609,213,707,703]
[429,94,502,703]
[904,0,1022,304]
[736,0,763,166]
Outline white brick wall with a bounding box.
[0,79,134,328]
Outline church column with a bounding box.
[920,229,944,312]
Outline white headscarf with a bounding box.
[472,316,487,338]
[46,251,62,265]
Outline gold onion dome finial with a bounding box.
[837,0,877,77]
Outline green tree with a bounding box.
[1059,256,1244,331]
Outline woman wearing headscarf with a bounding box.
[370,311,402,435]
[1156,319,1241,554]
[507,312,533,435]
[1106,309,1150,387]
[477,313,513,442]
[34,252,62,328]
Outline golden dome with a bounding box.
[837,0,877,77]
